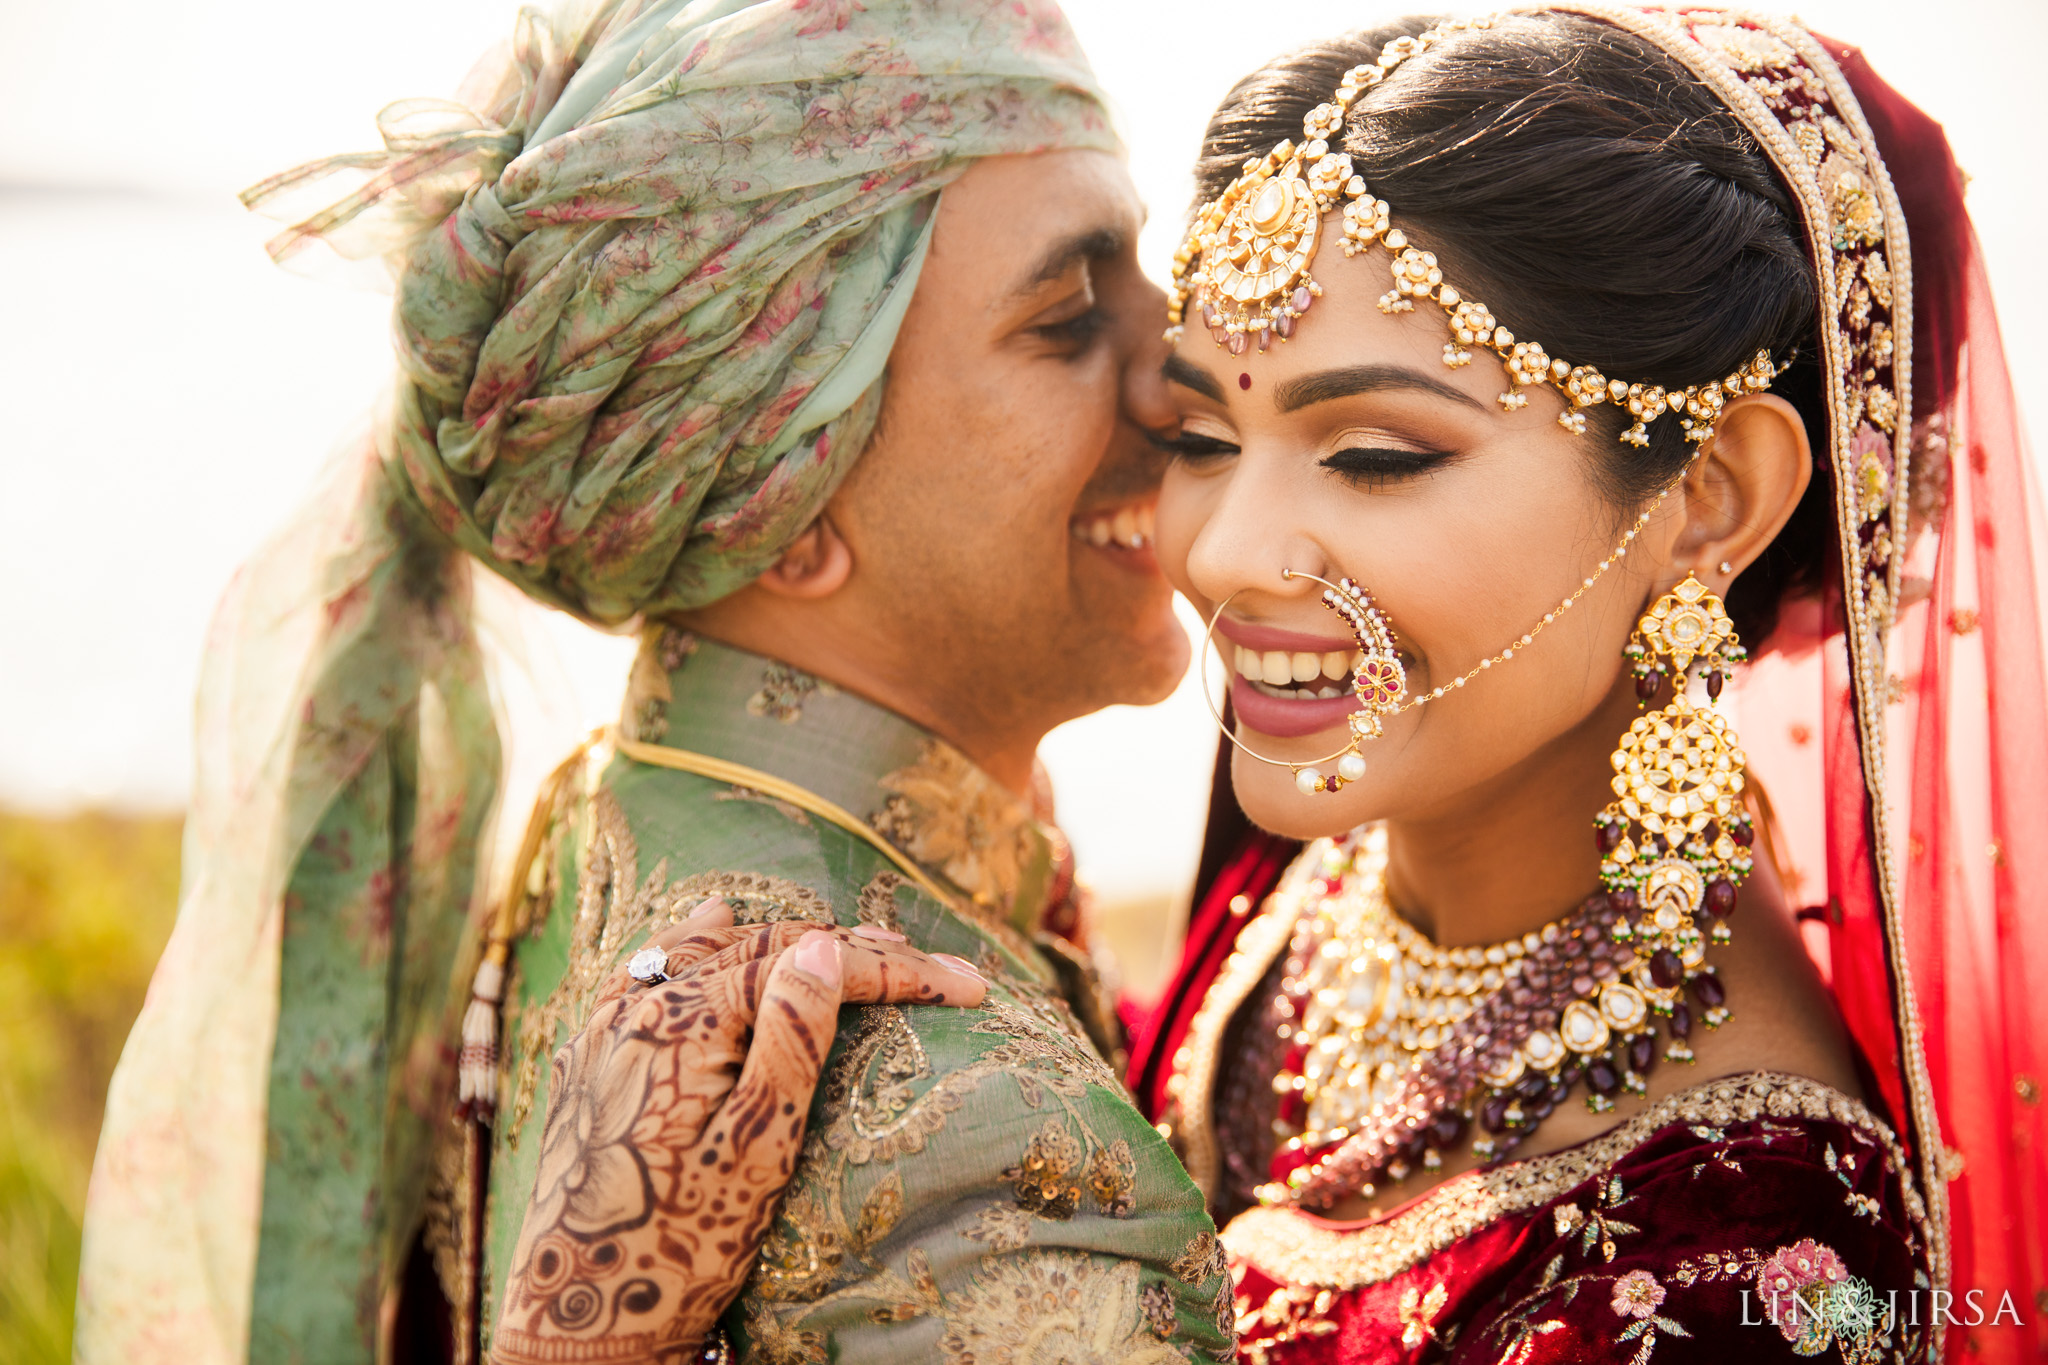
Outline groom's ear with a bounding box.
[753,514,854,599]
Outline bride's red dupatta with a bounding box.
[1133,27,2048,1363]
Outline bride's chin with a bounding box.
[1229,743,1376,843]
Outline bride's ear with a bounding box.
[1669,394,1813,583]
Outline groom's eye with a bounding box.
[1035,305,1109,353]
[1155,430,1239,462]
[1321,446,1454,489]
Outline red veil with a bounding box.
[1128,13,2047,1361]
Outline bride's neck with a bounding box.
[1381,683,1640,946]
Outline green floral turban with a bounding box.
[78,2,1113,1360]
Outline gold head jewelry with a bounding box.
[1165,17,1784,447]
[1201,465,1693,796]
[1594,573,1752,1068]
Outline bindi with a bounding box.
[1239,372,1252,390]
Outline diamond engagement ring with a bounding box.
[627,946,673,986]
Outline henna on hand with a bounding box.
[492,905,983,1364]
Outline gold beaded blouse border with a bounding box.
[1165,16,1784,448]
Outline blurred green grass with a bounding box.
[0,810,182,1365]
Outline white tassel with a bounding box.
[458,956,507,1118]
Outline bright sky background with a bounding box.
[2,0,2041,906]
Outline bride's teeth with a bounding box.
[1235,646,1256,679]
[1261,651,1292,685]
[1317,685,1344,699]
[1291,651,1321,683]
[1322,650,1351,681]
[1350,649,1365,673]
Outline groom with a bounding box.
[476,28,1233,1365]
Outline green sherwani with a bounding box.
[481,630,1234,1362]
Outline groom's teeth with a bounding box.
[1322,650,1351,681]
[1070,505,1154,550]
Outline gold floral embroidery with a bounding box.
[748,662,834,723]
[1691,22,1794,70]
[742,1296,827,1365]
[1236,1284,1340,1363]
[934,1253,1193,1364]
[688,869,834,924]
[1087,1140,1138,1217]
[1008,1119,1086,1218]
[856,869,909,932]
[1141,1281,1178,1338]
[1398,1282,1449,1348]
[506,790,703,1139]
[871,738,1040,913]
[820,1007,946,1165]
[965,1203,1037,1253]
[1170,1232,1229,1287]
[1221,1072,1917,1290]
[755,1182,849,1301]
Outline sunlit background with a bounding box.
[1,0,2041,1355]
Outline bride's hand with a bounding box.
[490,899,986,1364]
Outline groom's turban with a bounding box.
[253,0,1116,618]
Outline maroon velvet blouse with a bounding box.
[1146,844,1935,1365]
[1223,1073,1934,1364]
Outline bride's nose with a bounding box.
[1182,466,1331,616]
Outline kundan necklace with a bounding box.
[1262,828,1737,1210]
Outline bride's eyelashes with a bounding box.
[1320,446,1456,490]
[1153,428,1457,490]
[1154,430,1238,462]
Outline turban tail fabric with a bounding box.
[76,2,1113,1359]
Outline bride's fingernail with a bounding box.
[851,925,907,942]
[793,931,843,988]
[686,897,728,921]
[931,953,985,980]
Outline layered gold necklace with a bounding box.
[1265,829,1729,1209]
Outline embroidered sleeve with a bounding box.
[1453,1119,1930,1365]
[731,998,1236,1363]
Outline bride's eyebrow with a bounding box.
[1162,353,1224,401]
[1274,364,1484,413]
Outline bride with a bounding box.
[522,7,2044,1361]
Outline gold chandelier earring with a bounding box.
[1595,573,1753,1069]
